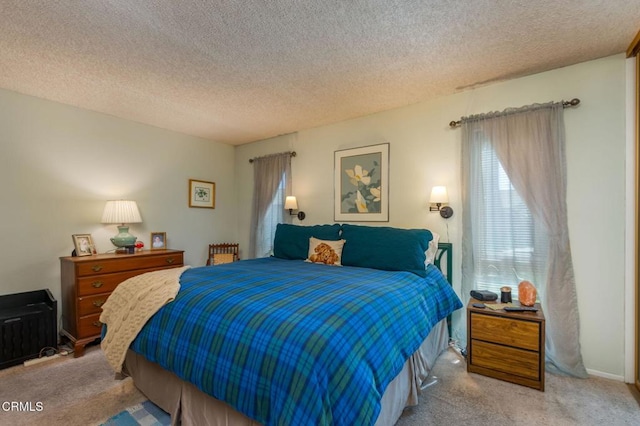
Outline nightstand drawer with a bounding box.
[471,340,540,380]
[471,313,540,351]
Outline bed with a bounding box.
[103,224,463,426]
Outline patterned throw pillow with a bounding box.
[306,237,346,266]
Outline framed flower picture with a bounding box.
[189,179,215,208]
[334,143,389,222]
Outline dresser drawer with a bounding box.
[77,314,103,339]
[77,269,162,297]
[78,294,109,316]
[76,252,184,277]
[470,313,540,351]
[471,340,540,380]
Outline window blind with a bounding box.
[473,144,548,299]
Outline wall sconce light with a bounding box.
[284,196,306,220]
[429,186,453,219]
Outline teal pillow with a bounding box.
[341,224,433,277]
[273,224,342,260]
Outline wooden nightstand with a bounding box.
[467,298,545,391]
[60,249,184,357]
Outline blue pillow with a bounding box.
[341,224,433,277]
[273,224,342,260]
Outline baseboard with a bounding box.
[23,354,61,367]
[586,368,625,382]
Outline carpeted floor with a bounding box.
[0,344,145,426]
[396,349,640,426]
[0,344,638,425]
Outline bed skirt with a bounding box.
[123,318,449,426]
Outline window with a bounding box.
[473,144,548,299]
[249,152,292,259]
[459,103,585,376]
[256,173,286,258]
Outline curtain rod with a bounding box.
[248,151,296,163]
[448,98,581,128]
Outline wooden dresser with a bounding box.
[60,249,184,357]
[467,298,546,391]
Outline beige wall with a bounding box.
[0,88,237,319]
[0,54,626,378]
[236,55,627,378]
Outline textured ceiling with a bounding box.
[0,1,639,145]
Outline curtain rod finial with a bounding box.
[563,98,580,107]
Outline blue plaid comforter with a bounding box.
[130,258,462,426]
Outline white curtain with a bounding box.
[459,102,587,378]
[249,152,292,259]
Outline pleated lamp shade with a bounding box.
[101,200,142,225]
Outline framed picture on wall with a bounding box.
[72,234,96,256]
[334,143,389,222]
[150,232,167,250]
[189,179,215,208]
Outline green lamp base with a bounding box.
[111,225,138,251]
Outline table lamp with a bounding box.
[101,200,142,253]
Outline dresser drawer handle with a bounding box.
[166,258,175,264]
[92,321,102,328]
[91,281,103,288]
[92,299,105,307]
[92,265,103,272]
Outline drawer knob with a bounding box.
[166,258,175,264]
[92,265,103,272]
[91,281,103,288]
[92,299,105,307]
[92,321,102,328]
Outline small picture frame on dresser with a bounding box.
[72,234,96,256]
[151,232,167,250]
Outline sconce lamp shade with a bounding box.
[284,196,299,211]
[101,200,142,249]
[284,195,305,221]
[429,186,449,204]
[429,186,453,218]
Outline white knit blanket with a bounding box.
[100,265,190,373]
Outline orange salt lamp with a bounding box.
[518,280,537,307]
